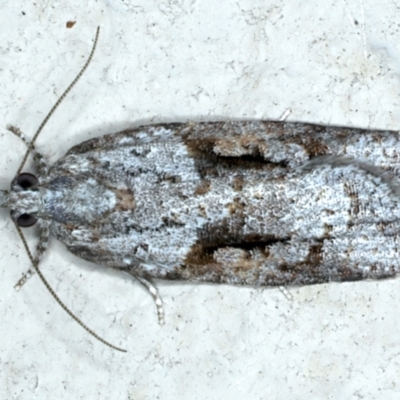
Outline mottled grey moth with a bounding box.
[2,28,400,351]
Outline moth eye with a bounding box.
[16,173,39,190]
[16,213,38,228]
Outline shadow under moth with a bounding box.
[1,28,399,352]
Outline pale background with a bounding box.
[0,1,399,399]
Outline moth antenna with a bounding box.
[17,26,100,174]
[10,27,126,352]
[14,222,127,353]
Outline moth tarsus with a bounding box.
[2,27,400,352]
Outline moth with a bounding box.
[2,28,400,351]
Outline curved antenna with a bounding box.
[17,26,100,174]
[11,27,126,352]
[15,223,127,353]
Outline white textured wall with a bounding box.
[1,1,400,399]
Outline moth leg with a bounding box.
[14,268,35,291]
[14,220,50,291]
[130,274,165,325]
[6,124,49,175]
[278,286,293,301]
[279,108,292,121]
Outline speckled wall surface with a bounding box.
[0,1,399,399]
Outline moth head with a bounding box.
[0,172,41,227]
